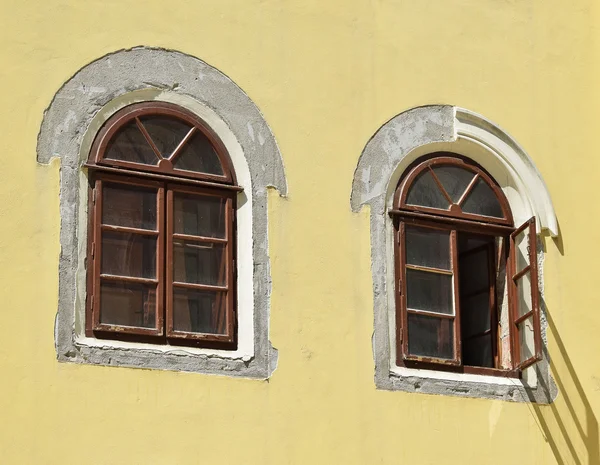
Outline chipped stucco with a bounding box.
[37,47,287,378]
[350,105,558,402]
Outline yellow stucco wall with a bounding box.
[1,0,599,463]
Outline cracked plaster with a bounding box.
[37,47,287,378]
[350,105,558,402]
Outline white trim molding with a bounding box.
[454,107,557,236]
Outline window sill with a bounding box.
[76,335,253,361]
[57,333,274,379]
[390,365,522,387]
[382,363,554,403]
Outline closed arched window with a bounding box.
[391,154,542,376]
[85,102,239,349]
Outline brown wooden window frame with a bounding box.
[85,102,241,350]
[89,101,236,185]
[390,154,543,378]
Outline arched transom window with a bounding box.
[85,102,240,349]
[390,154,542,376]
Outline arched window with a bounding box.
[390,154,542,376]
[85,102,240,349]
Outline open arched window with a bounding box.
[390,154,542,376]
[85,102,240,349]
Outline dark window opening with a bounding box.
[457,233,497,369]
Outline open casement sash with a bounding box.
[509,217,543,370]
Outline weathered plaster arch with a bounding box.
[454,107,557,235]
[350,104,557,402]
[351,105,557,235]
[38,47,287,378]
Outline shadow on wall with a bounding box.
[527,294,599,464]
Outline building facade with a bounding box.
[1,0,599,463]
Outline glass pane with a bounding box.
[513,228,530,274]
[102,183,157,230]
[405,170,450,210]
[463,334,494,368]
[101,232,156,278]
[100,281,156,328]
[406,269,454,315]
[407,313,454,359]
[515,272,533,319]
[173,241,226,286]
[104,121,159,165]
[173,132,224,175]
[173,193,226,238]
[405,226,450,270]
[139,116,192,158]
[173,288,227,335]
[458,249,489,295]
[461,178,504,218]
[517,316,536,363]
[432,165,475,204]
[461,292,491,339]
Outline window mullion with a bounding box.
[91,179,103,331]
[451,229,462,365]
[165,188,174,337]
[157,183,167,338]
[397,221,409,363]
[225,196,235,338]
[85,182,96,337]
[487,242,499,369]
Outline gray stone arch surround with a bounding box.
[37,47,287,378]
[350,105,557,402]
